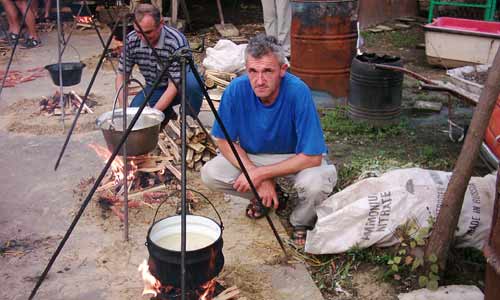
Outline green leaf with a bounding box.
[428,254,438,263]
[394,256,402,264]
[430,264,439,273]
[419,227,430,236]
[418,275,428,287]
[429,272,440,281]
[387,259,394,265]
[398,249,407,255]
[410,241,417,248]
[427,279,439,290]
[391,264,399,272]
[411,257,423,271]
[416,238,426,246]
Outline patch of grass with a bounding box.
[388,30,420,49]
[321,107,412,142]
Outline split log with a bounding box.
[165,161,181,180]
[188,142,206,153]
[128,184,168,200]
[70,90,94,113]
[193,152,203,162]
[186,148,194,163]
[214,285,240,300]
[202,151,211,162]
[205,70,237,81]
[205,73,230,88]
[168,121,181,138]
[194,161,203,172]
[205,77,216,88]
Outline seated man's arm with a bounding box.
[216,138,257,172]
[153,79,177,111]
[234,152,322,194]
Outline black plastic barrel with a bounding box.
[348,53,404,126]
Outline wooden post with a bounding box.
[484,171,500,300]
[425,48,500,269]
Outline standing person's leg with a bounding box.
[14,0,41,47]
[261,0,277,37]
[43,0,51,20]
[1,0,21,43]
[275,0,291,57]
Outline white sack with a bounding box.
[305,168,496,254]
[202,40,247,73]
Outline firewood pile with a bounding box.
[39,90,95,116]
[201,70,238,111]
[158,118,217,172]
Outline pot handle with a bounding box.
[110,78,146,128]
[151,189,224,230]
[188,188,224,230]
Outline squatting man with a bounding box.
[201,34,337,246]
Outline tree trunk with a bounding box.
[425,48,500,270]
[484,171,500,300]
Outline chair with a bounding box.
[428,0,497,22]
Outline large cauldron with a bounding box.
[96,107,164,156]
[146,214,224,289]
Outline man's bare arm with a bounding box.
[153,79,178,111]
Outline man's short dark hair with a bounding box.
[134,3,162,26]
[245,34,287,65]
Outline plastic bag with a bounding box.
[202,40,247,73]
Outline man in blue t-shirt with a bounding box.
[201,34,337,246]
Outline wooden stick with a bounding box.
[70,90,94,113]
[165,161,181,180]
[128,184,168,200]
[205,73,230,87]
[214,285,240,300]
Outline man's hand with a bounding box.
[233,167,264,193]
[257,179,278,209]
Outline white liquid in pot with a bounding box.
[155,232,215,251]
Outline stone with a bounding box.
[413,100,443,112]
[376,25,393,31]
[398,285,483,300]
[368,28,384,33]
[395,23,412,29]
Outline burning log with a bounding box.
[39,91,96,115]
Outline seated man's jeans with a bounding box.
[130,65,203,121]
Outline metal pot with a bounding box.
[96,107,164,156]
[146,215,225,289]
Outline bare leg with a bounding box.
[43,0,51,19]
[1,0,21,34]
[13,0,39,40]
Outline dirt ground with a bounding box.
[0,3,491,300]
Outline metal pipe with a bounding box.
[56,0,65,130]
[122,15,129,241]
[180,56,188,300]
[28,56,172,300]
[54,18,121,171]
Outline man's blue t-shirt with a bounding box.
[211,72,327,155]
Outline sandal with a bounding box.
[21,37,42,49]
[7,32,21,46]
[245,198,269,219]
[291,226,309,247]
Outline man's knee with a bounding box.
[295,165,337,199]
[200,160,218,189]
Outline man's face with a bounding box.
[246,53,288,104]
[135,15,162,46]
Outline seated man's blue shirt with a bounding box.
[211,72,326,155]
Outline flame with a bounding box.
[138,260,161,297]
[199,279,217,300]
[88,143,137,185]
[75,16,93,24]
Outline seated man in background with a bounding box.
[116,3,202,122]
[201,34,336,246]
